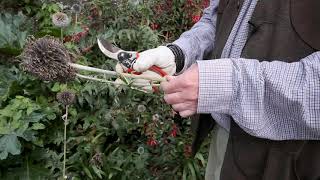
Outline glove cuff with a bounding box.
[166,44,185,73]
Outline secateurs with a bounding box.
[97,38,168,77]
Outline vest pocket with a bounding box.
[262,149,297,180]
[231,134,269,178]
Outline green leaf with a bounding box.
[187,162,196,180]
[195,153,206,166]
[51,82,61,92]
[182,165,187,180]
[83,166,94,179]
[23,112,46,123]
[20,130,36,141]
[12,110,22,121]
[92,166,104,179]
[46,112,56,120]
[2,163,50,180]
[0,12,28,53]
[0,107,13,117]
[31,123,45,130]
[0,134,21,160]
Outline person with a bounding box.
[116,0,320,179]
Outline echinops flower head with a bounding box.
[20,36,76,82]
[52,12,71,28]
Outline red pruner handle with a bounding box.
[126,65,167,77]
[148,66,167,93]
[126,68,142,75]
[125,65,166,93]
[149,65,167,77]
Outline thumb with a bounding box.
[165,75,174,81]
[133,50,157,72]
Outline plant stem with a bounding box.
[61,28,64,42]
[63,105,69,179]
[26,156,30,180]
[75,74,160,87]
[69,63,166,82]
[75,14,78,28]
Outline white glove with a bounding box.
[133,46,176,75]
[115,46,176,91]
[115,63,158,91]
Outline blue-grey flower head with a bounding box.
[52,12,71,28]
[57,90,76,105]
[71,4,82,14]
[137,104,146,112]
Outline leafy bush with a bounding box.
[0,12,29,55]
[0,0,210,179]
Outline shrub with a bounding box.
[0,0,210,179]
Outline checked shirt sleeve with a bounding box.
[197,52,320,140]
[173,0,219,73]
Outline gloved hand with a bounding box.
[115,46,176,91]
[132,46,176,74]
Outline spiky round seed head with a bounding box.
[137,146,145,155]
[71,4,82,14]
[90,152,103,168]
[137,104,146,113]
[20,36,76,83]
[52,12,71,28]
[56,91,76,106]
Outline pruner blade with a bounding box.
[97,38,123,60]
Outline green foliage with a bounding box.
[0,0,210,179]
[0,12,29,55]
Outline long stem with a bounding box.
[61,28,63,42]
[69,63,166,82]
[26,156,30,180]
[63,105,68,179]
[76,74,160,87]
[74,14,78,28]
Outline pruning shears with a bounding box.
[97,38,167,77]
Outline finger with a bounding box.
[164,92,185,105]
[171,103,190,112]
[133,51,156,72]
[166,75,174,81]
[161,77,182,94]
[179,110,196,118]
[160,76,174,92]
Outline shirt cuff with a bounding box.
[172,39,194,74]
[197,59,234,114]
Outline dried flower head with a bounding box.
[152,114,160,121]
[90,152,103,168]
[20,36,76,82]
[137,104,146,113]
[137,146,145,155]
[57,90,76,106]
[52,12,71,28]
[71,4,82,14]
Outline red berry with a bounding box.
[147,138,158,147]
[192,15,201,24]
[170,124,178,137]
[150,23,159,30]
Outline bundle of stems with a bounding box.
[20,36,165,87]
[70,63,165,87]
